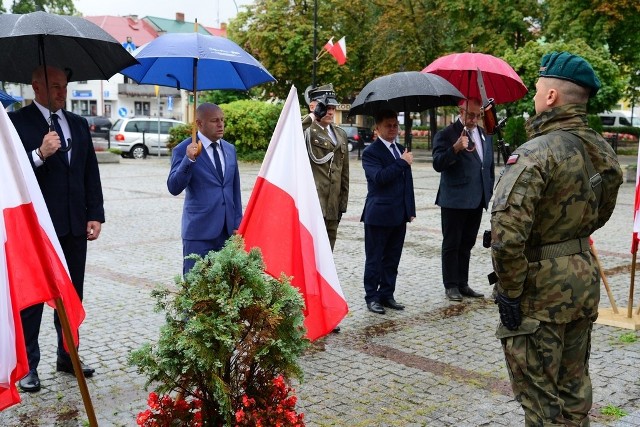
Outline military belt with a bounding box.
[524,237,591,262]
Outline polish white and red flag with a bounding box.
[633,143,640,253]
[326,36,347,66]
[323,37,334,53]
[0,106,84,411]
[238,85,348,340]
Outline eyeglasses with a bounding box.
[460,109,483,120]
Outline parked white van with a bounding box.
[598,111,633,127]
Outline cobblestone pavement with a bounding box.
[2,151,640,426]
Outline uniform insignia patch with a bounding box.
[507,154,519,165]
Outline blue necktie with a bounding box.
[390,143,401,159]
[212,142,223,180]
[51,113,69,163]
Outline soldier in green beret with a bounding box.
[491,51,623,425]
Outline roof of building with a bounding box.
[143,15,212,35]
[204,25,227,37]
[83,15,158,47]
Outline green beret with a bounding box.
[539,51,601,97]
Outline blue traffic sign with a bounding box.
[118,107,127,117]
[167,96,173,111]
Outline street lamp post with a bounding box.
[312,0,318,87]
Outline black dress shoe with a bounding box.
[445,288,463,301]
[332,326,341,333]
[459,286,484,298]
[381,298,405,310]
[366,301,386,314]
[56,358,95,377]
[18,369,41,393]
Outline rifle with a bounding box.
[482,98,510,164]
[476,68,512,165]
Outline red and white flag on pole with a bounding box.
[0,106,85,411]
[328,36,347,65]
[323,37,334,53]
[633,141,640,253]
[238,86,348,340]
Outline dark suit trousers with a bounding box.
[183,232,231,275]
[21,233,87,370]
[440,206,483,290]
[363,223,406,303]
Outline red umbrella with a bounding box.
[423,52,527,104]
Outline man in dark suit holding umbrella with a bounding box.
[361,109,415,314]
[432,98,494,301]
[9,65,104,392]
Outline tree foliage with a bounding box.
[228,0,635,117]
[3,0,76,14]
[502,40,624,116]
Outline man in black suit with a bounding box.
[9,65,104,392]
[432,98,494,301]
[361,110,416,314]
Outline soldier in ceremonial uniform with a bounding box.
[303,84,349,251]
[491,52,623,426]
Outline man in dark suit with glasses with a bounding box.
[432,98,494,301]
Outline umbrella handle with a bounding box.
[463,127,476,152]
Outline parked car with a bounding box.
[338,124,374,152]
[109,117,185,159]
[599,111,633,127]
[83,115,112,139]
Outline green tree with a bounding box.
[5,0,76,14]
[542,0,640,110]
[228,0,316,104]
[502,40,624,116]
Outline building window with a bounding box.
[71,100,97,116]
[135,101,151,116]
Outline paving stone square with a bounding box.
[2,151,640,426]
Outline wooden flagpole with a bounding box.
[630,252,637,318]
[591,242,618,314]
[596,244,640,330]
[54,298,98,426]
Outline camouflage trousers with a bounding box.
[498,315,595,426]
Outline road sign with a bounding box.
[167,96,173,111]
[118,107,127,117]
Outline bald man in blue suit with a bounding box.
[167,103,243,274]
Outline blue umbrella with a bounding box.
[120,33,276,92]
[121,32,276,148]
[0,90,19,108]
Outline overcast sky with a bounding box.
[73,0,255,28]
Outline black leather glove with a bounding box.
[313,96,328,120]
[495,293,522,331]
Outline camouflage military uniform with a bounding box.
[304,120,349,250]
[491,104,623,426]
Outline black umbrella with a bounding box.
[0,11,137,84]
[349,71,464,149]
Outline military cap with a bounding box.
[539,51,601,97]
[307,84,339,106]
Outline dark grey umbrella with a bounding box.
[0,11,137,84]
[348,71,464,150]
[348,71,464,116]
